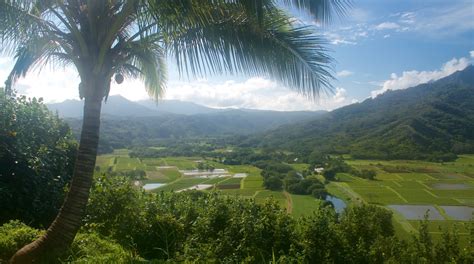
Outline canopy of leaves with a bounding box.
[0,89,77,227]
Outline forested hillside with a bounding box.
[65,108,324,153]
[250,66,474,161]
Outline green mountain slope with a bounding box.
[251,65,474,160]
[65,108,325,153]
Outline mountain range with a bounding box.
[50,66,474,159]
[248,65,474,160]
[47,96,225,117]
[51,97,325,152]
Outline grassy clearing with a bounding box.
[254,191,287,208]
[144,168,181,183]
[290,195,322,217]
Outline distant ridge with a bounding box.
[48,95,161,117]
[251,65,474,160]
[55,96,326,152]
[48,95,322,117]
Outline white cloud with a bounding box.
[470,50,474,58]
[324,32,357,45]
[371,53,472,97]
[0,55,354,111]
[337,70,354,77]
[383,34,391,39]
[391,3,474,37]
[165,78,353,111]
[375,22,400,30]
[399,12,416,24]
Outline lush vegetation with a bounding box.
[0,90,77,228]
[1,173,472,263]
[1,93,473,262]
[249,66,474,161]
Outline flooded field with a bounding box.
[388,205,444,220]
[143,183,166,190]
[440,206,474,220]
[431,183,471,190]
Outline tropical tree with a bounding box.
[0,0,349,262]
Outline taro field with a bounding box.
[94,149,321,218]
[327,154,474,244]
[96,150,474,244]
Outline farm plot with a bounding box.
[388,205,444,220]
[144,168,181,183]
[291,195,322,217]
[114,157,145,171]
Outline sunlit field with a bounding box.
[96,150,474,245]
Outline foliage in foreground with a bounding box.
[0,90,77,228]
[1,174,473,263]
[86,175,473,263]
[0,220,140,264]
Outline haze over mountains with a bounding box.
[250,65,474,160]
[50,96,326,152]
[50,66,474,159]
[48,96,225,117]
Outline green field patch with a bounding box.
[95,156,112,167]
[346,179,381,188]
[112,149,129,156]
[220,189,257,197]
[291,195,322,217]
[394,181,426,189]
[243,179,263,189]
[408,220,472,247]
[432,190,474,205]
[145,165,157,171]
[219,178,242,185]
[114,157,145,171]
[145,168,181,183]
[162,157,199,169]
[336,173,356,182]
[376,173,403,181]
[254,191,287,208]
[396,173,434,181]
[141,158,167,166]
[255,190,286,199]
[428,173,469,180]
[227,165,261,176]
[393,188,456,204]
[352,187,406,204]
[204,177,231,184]
[216,184,240,190]
[290,163,309,171]
[156,178,209,192]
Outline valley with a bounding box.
[96,149,474,246]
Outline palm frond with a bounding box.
[164,7,334,98]
[4,35,67,94]
[281,0,352,24]
[114,36,167,100]
[0,0,59,54]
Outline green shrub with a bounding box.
[0,220,42,262]
[63,232,141,264]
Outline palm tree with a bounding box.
[1,0,349,262]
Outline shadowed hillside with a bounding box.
[248,66,474,161]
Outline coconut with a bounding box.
[115,73,124,84]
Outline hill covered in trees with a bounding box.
[248,66,474,161]
[61,103,324,153]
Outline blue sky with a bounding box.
[0,0,473,111]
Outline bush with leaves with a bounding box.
[0,91,77,228]
[0,220,140,263]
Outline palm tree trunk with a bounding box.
[10,91,103,263]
